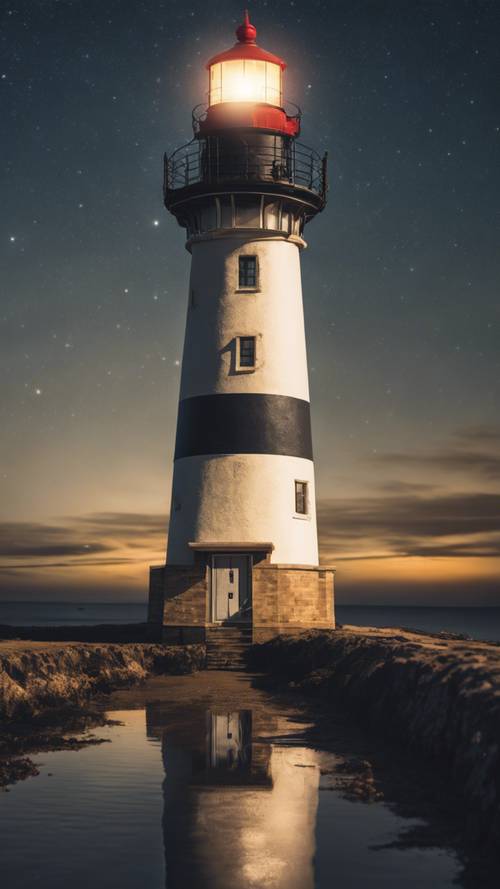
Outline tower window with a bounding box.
[238,255,258,289]
[295,481,308,515]
[236,336,256,370]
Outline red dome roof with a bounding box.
[206,11,286,70]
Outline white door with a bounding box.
[210,713,243,769]
[212,555,249,622]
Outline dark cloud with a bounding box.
[392,540,500,558]
[375,481,438,494]
[372,426,500,481]
[328,427,500,562]
[0,513,167,568]
[374,450,500,480]
[0,522,114,558]
[73,512,168,530]
[0,557,139,572]
[0,544,112,558]
[455,425,500,444]
[72,512,168,539]
[318,491,500,560]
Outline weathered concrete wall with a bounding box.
[248,626,500,850]
[0,641,206,721]
[167,233,319,568]
[167,455,319,567]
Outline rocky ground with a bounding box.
[248,625,500,852]
[0,640,206,721]
[0,708,117,788]
[0,638,206,787]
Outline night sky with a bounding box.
[1,0,499,604]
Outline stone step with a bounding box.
[206,629,252,637]
[206,629,252,670]
[205,626,253,671]
[206,647,249,656]
[207,648,247,654]
[207,650,247,656]
[207,654,247,662]
[207,641,250,651]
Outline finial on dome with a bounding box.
[236,10,257,44]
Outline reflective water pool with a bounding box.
[0,673,467,888]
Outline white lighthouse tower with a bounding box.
[149,13,335,656]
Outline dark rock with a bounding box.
[0,756,39,787]
[0,641,206,722]
[247,626,500,852]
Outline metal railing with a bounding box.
[164,136,327,201]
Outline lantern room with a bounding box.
[209,57,282,107]
[208,12,283,107]
[199,11,300,137]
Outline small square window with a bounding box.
[237,336,256,369]
[239,255,258,289]
[295,481,308,515]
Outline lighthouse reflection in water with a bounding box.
[146,707,320,889]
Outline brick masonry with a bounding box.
[148,559,335,642]
[252,564,335,641]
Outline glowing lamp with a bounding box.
[207,11,285,109]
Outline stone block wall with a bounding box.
[148,566,166,624]
[162,564,208,625]
[148,560,335,643]
[149,563,208,643]
[252,564,335,642]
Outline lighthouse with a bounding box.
[148,12,335,654]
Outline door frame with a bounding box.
[210,553,252,624]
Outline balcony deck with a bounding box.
[163,135,327,211]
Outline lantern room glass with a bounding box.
[209,60,282,107]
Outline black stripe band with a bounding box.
[174,393,313,460]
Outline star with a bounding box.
[153,219,160,227]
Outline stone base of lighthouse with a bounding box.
[147,552,335,644]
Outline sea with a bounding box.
[0,601,499,642]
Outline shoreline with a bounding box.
[1,624,499,855]
[0,638,205,722]
[249,626,500,852]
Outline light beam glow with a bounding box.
[209,60,281,106]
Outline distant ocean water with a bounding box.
[0,601,148,627]
[336,605,500,643]
[0,601,499,642]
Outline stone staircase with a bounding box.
[206,625,253,671]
